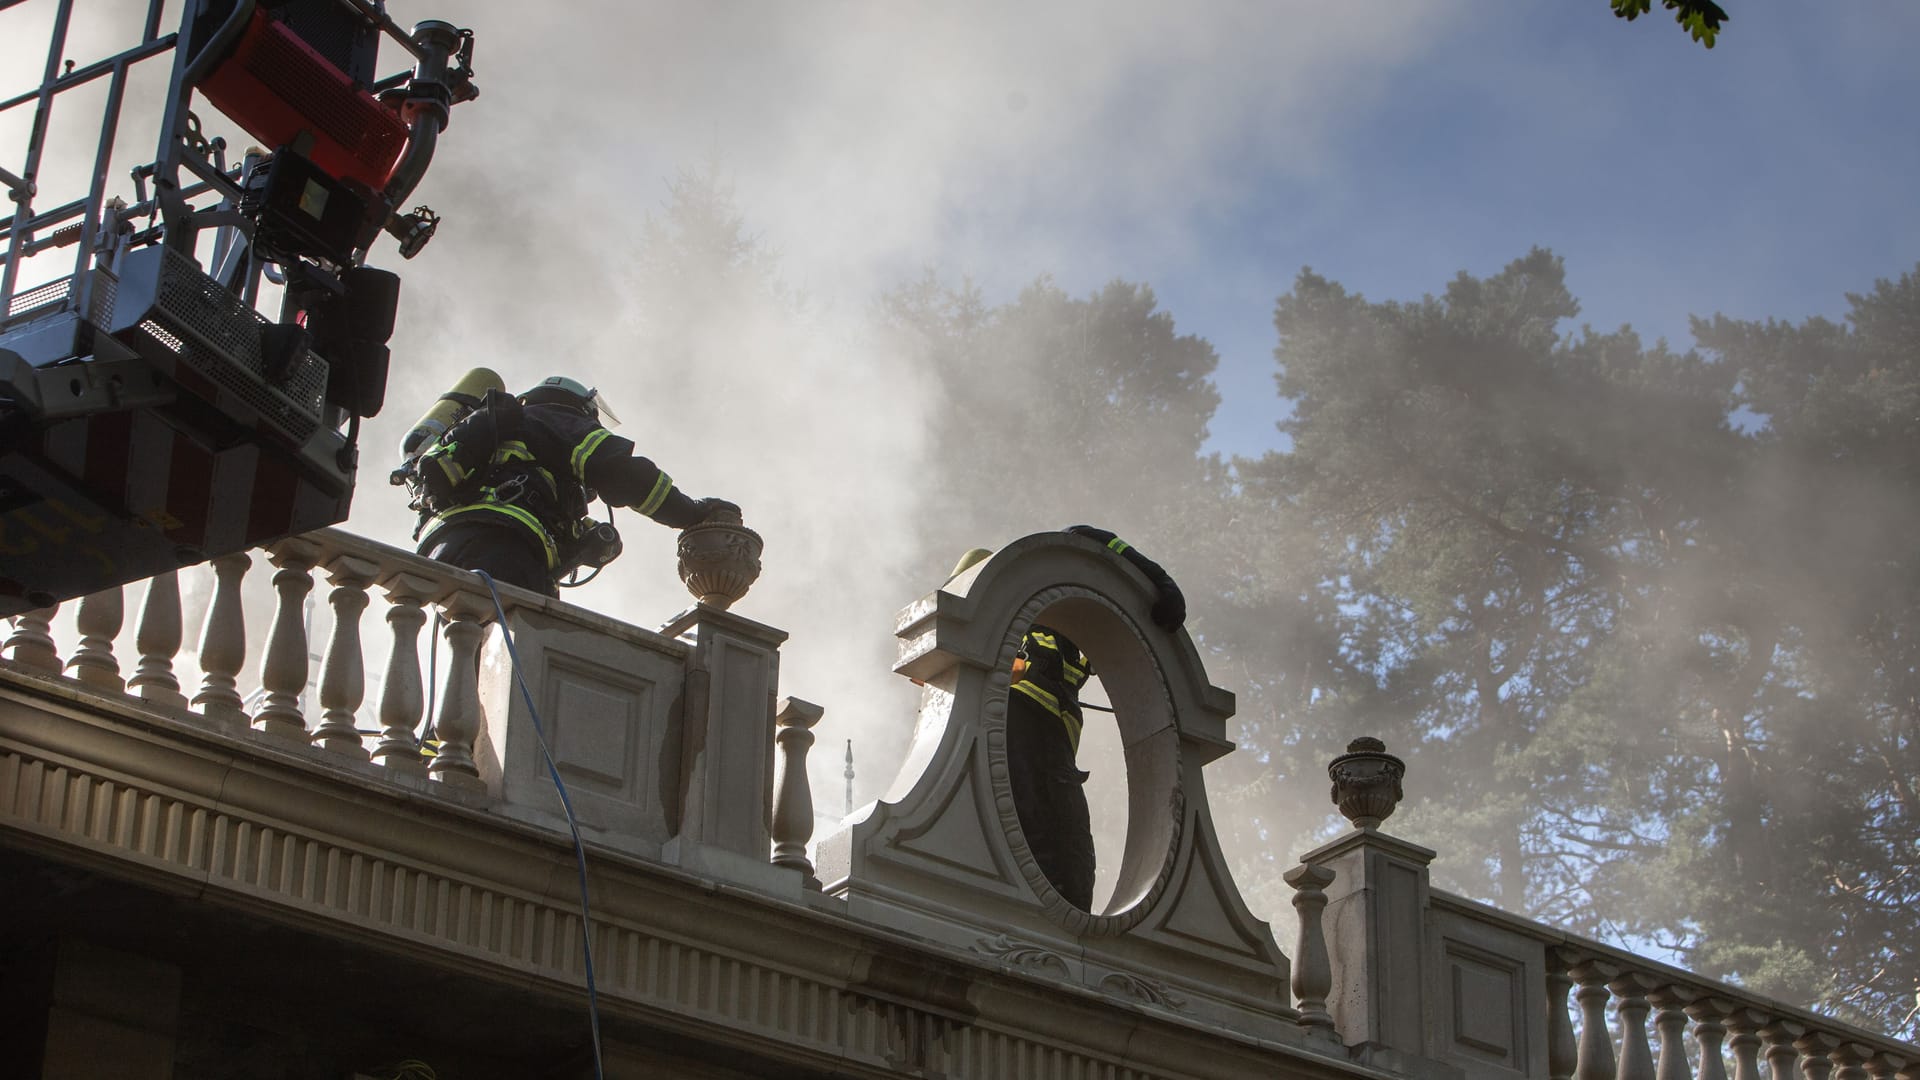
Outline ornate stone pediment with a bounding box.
[816,530,1299,1042]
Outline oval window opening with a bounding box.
[1005,596,1179,923]
[1077,674,1128,914]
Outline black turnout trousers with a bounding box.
[1005,691,1096,910]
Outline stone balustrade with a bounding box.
[1540,919,1914,1080]
[1291,739,1920,1080]
[0,527,819,892]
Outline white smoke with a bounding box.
[2,0,1450,824]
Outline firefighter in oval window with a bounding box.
[955,526,1186,910]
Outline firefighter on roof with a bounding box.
[953,525,1186,911]
[411,376,738,596]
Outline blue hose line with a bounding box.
[472,571,606,1080]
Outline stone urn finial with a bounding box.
[676,509,763,610]
[1328,736,1405,829]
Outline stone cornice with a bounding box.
[0,666,1378,1080]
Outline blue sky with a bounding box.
[1089,3,1920,459]
[1021,3,1920,457]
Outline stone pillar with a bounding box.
[253,538,320,741]
[1300,737,1430,1067]
[310,555,377,759]
[1686,998,1732,1080]
[66,586,124,691]
[373,572,435,776]
[1650,986,1694,1080]
[1546,950,1579,1080]
[660,603,789,887]
[771,696,824,887]
[1571,959,1621,1080]
[428,590,491,792]
[191,552,250,728]
[1284,861,1338,1040]
[4,601,61,672]
[1797,1031,1841,1080]
[1762,1021,1806,1080]
[1611,973,1658,1080]
[127,570,185,707]
[1723,1009,1766,1080]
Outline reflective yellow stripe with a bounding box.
[637,471,673,517]
[1011,680,1083,752]
[432,501,560,570]
[431,456,468,488]
[1107,537,1131,556]
[572,428,611,484]
[1011,679,1062,716]
[1028,631,1088,683]
[499,439,534,463]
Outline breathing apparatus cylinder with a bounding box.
[399,367,505,461]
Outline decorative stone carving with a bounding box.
[1329,735,1405,828]
[816,530,1296,1045]
[1098,971,1189,1011]
[971,934,1069,977]
[676,509,762,609]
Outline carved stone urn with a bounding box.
[676,510,763,610]
[1328,736,1405,829]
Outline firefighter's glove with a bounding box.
[419,457,464,509]
[1151,583,1187,632]
[694,497,741,522]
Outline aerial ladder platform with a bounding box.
[0,0,477,616]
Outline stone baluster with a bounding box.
[127,570,185,707]
[253,538,320,741]
[311,555,378,759]
[1546,950,1579,1080]
[1685,998,1731,1080]
[4,602,61,672]
[1651,987,1695,1080]
[1867,1053,1910,1080]
[191,552,251,728]
[427,592,490,791]
[66,586,125,690]
[1830,1043,1872,1080]
[771,696,824,886]
[1283,861,1338,1040]
[1763,1022,1806,1080]
[1796,1031,1839,1080]
[1572,960,1622,1080]
[372,573,435,776]
[1611,973,1658,1080]
[1722,1009,1765,1080]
